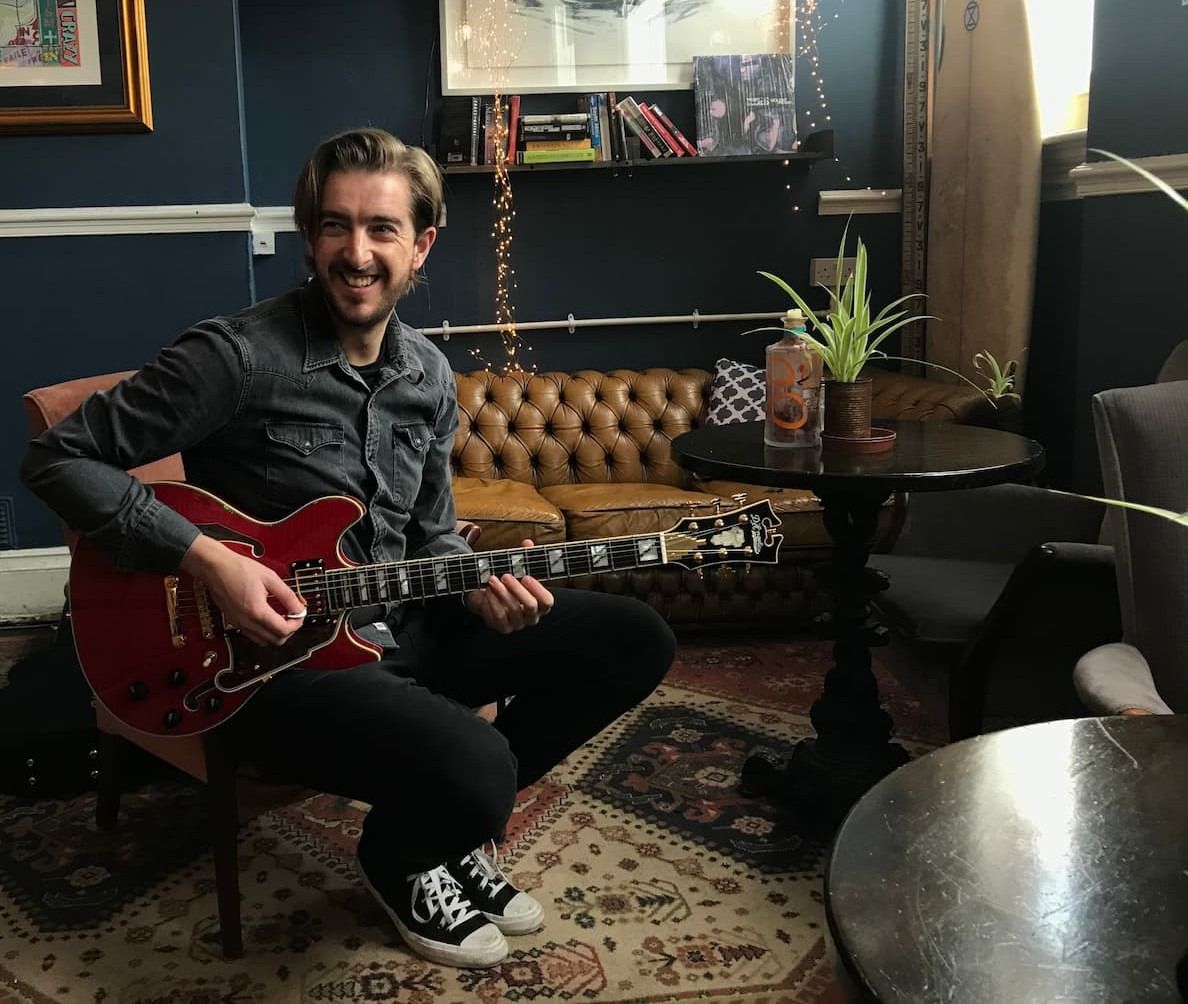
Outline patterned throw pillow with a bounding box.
[705,358,766,426]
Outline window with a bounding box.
[1027,0,1094,138]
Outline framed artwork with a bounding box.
[0,0,152,133]
[440,0,794,95]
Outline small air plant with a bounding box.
[973,350,1021,403]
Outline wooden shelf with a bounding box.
[442,130,834,176]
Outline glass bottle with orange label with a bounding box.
[765,308,822,447]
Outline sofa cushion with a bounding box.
[705,358,766,426]
[538,483,719,540]
[452,477,566,550]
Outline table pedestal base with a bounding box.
[743,486,912,826]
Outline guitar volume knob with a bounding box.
[128,681,149,700]
[162,709,182,729]
[168,668,187,686]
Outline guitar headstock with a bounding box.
[663,499,783,569]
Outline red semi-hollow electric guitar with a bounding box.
[68,482,782,738]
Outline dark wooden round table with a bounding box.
[671,420,1045,820]
[671,419,1043,493]
[826,715,1188,1003]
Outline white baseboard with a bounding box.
[0,547,69,625]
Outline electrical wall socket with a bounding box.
[809,256,857,288]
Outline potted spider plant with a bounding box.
[755,224,928,452]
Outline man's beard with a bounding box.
[325,266,415,331]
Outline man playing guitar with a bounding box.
[21,128,676,969]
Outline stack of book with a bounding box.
[435,92,699,167]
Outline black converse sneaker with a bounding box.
[358,851,508,968]
[448,843,544,935]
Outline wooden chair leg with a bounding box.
[203,732,244,960]
[95,731,121,830]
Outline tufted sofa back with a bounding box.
[453,368,710,489]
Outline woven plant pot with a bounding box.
[823,377,873,439]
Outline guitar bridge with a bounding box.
[164,575,185,648]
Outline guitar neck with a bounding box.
[315,532,669,613]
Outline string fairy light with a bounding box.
[461,1,533,375]
[790,0,858,210]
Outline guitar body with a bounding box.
[69,482,382,738]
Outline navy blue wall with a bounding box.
[1068,0,1188,488]
[5,0,904,548]
[3,2,247,207]
[1,1,253,549]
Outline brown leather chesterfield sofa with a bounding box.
[451,366,990,625]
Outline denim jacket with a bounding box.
[20,280,469,574]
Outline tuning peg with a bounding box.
[695,568,705,581]
[731,492,748,506]
[706,496,722,514]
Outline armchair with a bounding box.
[870,483,1119,739]
[1073,381,1188,716]
[22,371,302,959]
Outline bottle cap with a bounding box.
[783,308,807,330]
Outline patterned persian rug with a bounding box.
[0,637,944,1003]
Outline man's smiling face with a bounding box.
[308,169,436,345]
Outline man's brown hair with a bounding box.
[292,128,444,248]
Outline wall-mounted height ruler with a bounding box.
[900,0,932,372]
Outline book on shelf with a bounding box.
[520,112,588,125]
[649,103,698,157]
[693,53,797,157]
[614,96,668,158]
[595,94,613,161]
[480,99,497,165]
[636,101,686,157]
[505,94,522,163]
[520,122,590,139]
[585,93,607,160]
[519,147,597,164]
[521,138,592,151]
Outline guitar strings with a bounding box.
[163,537,663,616]
[163,527,758,618]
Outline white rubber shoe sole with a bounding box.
[484,891,545,936]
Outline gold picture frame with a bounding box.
[0,0,152,134]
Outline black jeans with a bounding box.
[227,588,675,872]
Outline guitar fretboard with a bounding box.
[302,533,667,614]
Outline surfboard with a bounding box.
[925,0,1040,390]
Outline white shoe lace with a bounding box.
[409,864,481,931]
[463,843,509,896]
